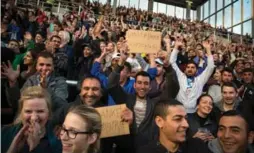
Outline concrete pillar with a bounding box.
[186,0,193,20]
[112,0,117,16]
[148,0,153,13]
[197,6,201,21]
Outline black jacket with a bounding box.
[137,138,212,153]
[107,65,159,150]
[187,113,218,138]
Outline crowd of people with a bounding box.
[1,0,254,153]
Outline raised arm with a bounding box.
[91,48,108,87]
[107,47,129,104]
[197,41,215,85]
[169,39,185,77]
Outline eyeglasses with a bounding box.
[60,126,93,139]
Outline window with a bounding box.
[225,0,232,6]
[217,0,223,10]
[224,6,232,28]
[167,5,175,16]
[210,0,216,14]
[190,10,193,20]
[243,20,252,36]
[139,0,148,10]
[175,6,184,19]
[119,0,129,7]
[193,10,197,20]
[129,0,139,9]
[158,3,167,14]
[210,15,216,27]
[216,11,223,27]
[233,25,242,34]
[233,0,241,25]
[99,0,107,4]
[183,8,186,19]
[200,5,203,20]
[204,1,209,18]
[243,0,252,20]
[153,2,158,13]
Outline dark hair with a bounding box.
[186,60,198,69]
[221,82,238,93]
[196,94,213,106]
[154,99,183,119]
[220,110,250,132]
[135,71,151,82]
[36,51,54,61]
[50,35,61,41]
[221,67,233,75]
[8,39,19,45]
[78,76,102,91]
[242,68,253,74]
[124,62,132,73]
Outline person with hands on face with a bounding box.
[170,38,215,113]
[1,86,62,153]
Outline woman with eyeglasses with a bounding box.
[2,86,62,153]
[60,105,102,153]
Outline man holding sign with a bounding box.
[53,76,134,153]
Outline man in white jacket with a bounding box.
[170,39,215,113]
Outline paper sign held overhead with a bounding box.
[126,30,161,53]
[96,104,130,138]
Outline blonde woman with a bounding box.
[60,105,102,153]
[2,86,62,153]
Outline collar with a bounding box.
[156,141,183,153]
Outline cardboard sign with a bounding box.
[126,30,161,53]
[96,104,130,138]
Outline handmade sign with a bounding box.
[126,30,161,53]
[96,104,130,138]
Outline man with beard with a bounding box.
[137,99,211,153]
[170,39,215,113]
[53,75,133,153]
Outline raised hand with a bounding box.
[174,39,183,49]
[27,121,44,151]
[121,107,133,125]
[202,41,211,50]
[202,40,212,55]
[40,71,50,88]
[1,61,20,85]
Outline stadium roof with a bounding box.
[154,0,208,10]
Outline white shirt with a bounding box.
[170,48,215,113]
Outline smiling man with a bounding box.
[138,99,211,153]
[208,110,253,153]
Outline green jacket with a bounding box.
[12,40,35,70]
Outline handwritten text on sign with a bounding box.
[96,104,130,138]
[126,30,161,53]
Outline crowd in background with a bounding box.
[1,0,254,153]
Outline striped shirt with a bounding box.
[170,48,215,113]
[134,99,147,128]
